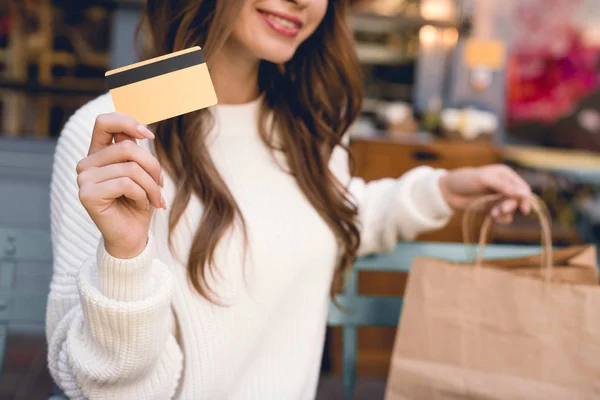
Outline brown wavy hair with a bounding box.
[143,0,363,301]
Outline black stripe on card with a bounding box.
[106,49,205,90]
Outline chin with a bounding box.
[259,47,297,64]
[249,34,302,64]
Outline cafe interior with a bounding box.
[1,0,600,399]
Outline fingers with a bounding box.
[502,166,531,197]
[490,198,533,224]
[479,165,532,215]
[77,140,163,187]
[77,123,164,213]
[493,213,513,224]
[81,177,150,211]
[480,165,530,197]
[501,167,532,215]
[490,199,517,224]
[89,112,154,155]
[479,169,514,197]
[114,131,138,146]
[77,162,165,209]
[491,198,516,217]
[520,199,531,215]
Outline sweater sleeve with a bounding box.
[46,95,183,400]
[329,136,454,256]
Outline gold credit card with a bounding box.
[105,46,218,125]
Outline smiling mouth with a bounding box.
[258,9,303,32]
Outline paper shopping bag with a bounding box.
[458,196,598,286]
[385,194,600,400]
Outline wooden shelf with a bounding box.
[503,145,600,189]
[355,43,413,65]
[350,12,462,34]
[492,220,581,245]
[504,145,600,173]
[0,78,105,96]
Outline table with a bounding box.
[503,145,600,264]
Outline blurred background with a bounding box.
[1,0,600,399]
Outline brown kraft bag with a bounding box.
[385,194,600,400]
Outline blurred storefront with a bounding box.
[0,0,138,137]
[0,0,493,140]
[506,0,600,151]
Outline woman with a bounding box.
[46,1,531,399]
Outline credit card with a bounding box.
[105,46,218,125]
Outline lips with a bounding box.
[258,9,303,37]
[260,11,302,29]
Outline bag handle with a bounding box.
[461,193,554,281]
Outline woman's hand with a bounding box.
[76,113,166,259]
[438,164,532,223]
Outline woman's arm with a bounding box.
[329,136,453,256]
[46,98,183,400]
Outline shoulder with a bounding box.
[57,92,115,145]
[53,93,115,163]
[58,92,115,147]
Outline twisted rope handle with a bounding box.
[461,193,554,281]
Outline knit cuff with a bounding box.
[389,166,454,241]
[97,235,157,302]
[409,168,454,221]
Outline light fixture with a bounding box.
[420,0,454,21]
[419,25,439,48]
[442,28,459,48]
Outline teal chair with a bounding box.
[327,242,542,400]
[0,227,66,399]
[0,227,51,375]
[1,227,542,400]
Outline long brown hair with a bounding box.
[144,0,363,301]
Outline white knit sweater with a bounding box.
[46,93,453,400]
